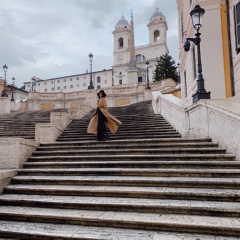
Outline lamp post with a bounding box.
[88,53,94,89]
[1,65,8,97]
[145,61,151,90]
[10,77,15,101]
[177,63,181,83]
[183,5,210,103]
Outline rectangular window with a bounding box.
[51,87,54,91]
[119,79,122,85]
[63,86,67,89]
[44,82,47,85]
[76,77,79,80]
[136,54,141,62]
[57,87,60,90]
[44,88,47,92]
[57,80,60,83]
[83,83,87,87]
[70,78,72,81]
[234,1,240,53]
[105,80,107,84]
[70,85,73,88]
[28,84,30,87]
[51,81,54,84]
[64,79,66,82]
[38,83,40,86]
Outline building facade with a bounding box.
[112,8,168,86]
[24,7,169,93]
[24,69,113,93]
[177,0,240,104]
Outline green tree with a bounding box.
[20,85,25,90]
[153,53,179,82]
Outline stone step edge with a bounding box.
[39,138,213,145]
[0,194,239,217]
[0,220,237,240]
[0,206,239,236]
[32,148,226,155]
[27,154,235,160]
[5,185,240,202]
[17,168,240,176]
[11,176,240,189]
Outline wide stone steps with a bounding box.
[21,160,240,169]
[0,221,239,240]
[57,134,182,141]
[31,147,227,156]
[1,107,240,238]
[63,128,177,134]
[10,176,240,189]
[26,153,235,162]
[0,111,51,140]
[5,185,240,202]
[1,194,240,217]
[16,168,240,177]
[0,206,239,236]
[37,141,219,151]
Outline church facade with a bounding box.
[24,7,168,93]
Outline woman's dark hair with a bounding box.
[97,90,107,98]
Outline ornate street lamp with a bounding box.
[145,61,151,90]
[1,65,8,97]
[10,77,15,101]
[184,5,211,103]
[88,53,94,89]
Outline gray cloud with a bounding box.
[0,0,178,87]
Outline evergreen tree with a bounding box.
[153,53,179,82]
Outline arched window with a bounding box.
[97,76,101,83]
[154,30,160,42]
[118,38,124,48]
[97,85,101,89]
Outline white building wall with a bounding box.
[24,69,113,93]
[230,0,240,97]
[177,0,227,105]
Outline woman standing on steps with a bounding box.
[87,90,122,141]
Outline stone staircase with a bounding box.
[0,111,56,139]
[0,110,66,139]
[0,101,240,239]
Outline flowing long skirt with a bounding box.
[97,107,108,141]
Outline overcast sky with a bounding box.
[0,0,179,87]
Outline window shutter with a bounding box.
[234,1,240,52]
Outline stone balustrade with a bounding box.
[0,138,38,169]
[152,91,240,159]
[35,111,72,143]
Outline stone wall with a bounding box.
[0,138,38,169]
[25,79,177,111]
[152,91,240,160]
